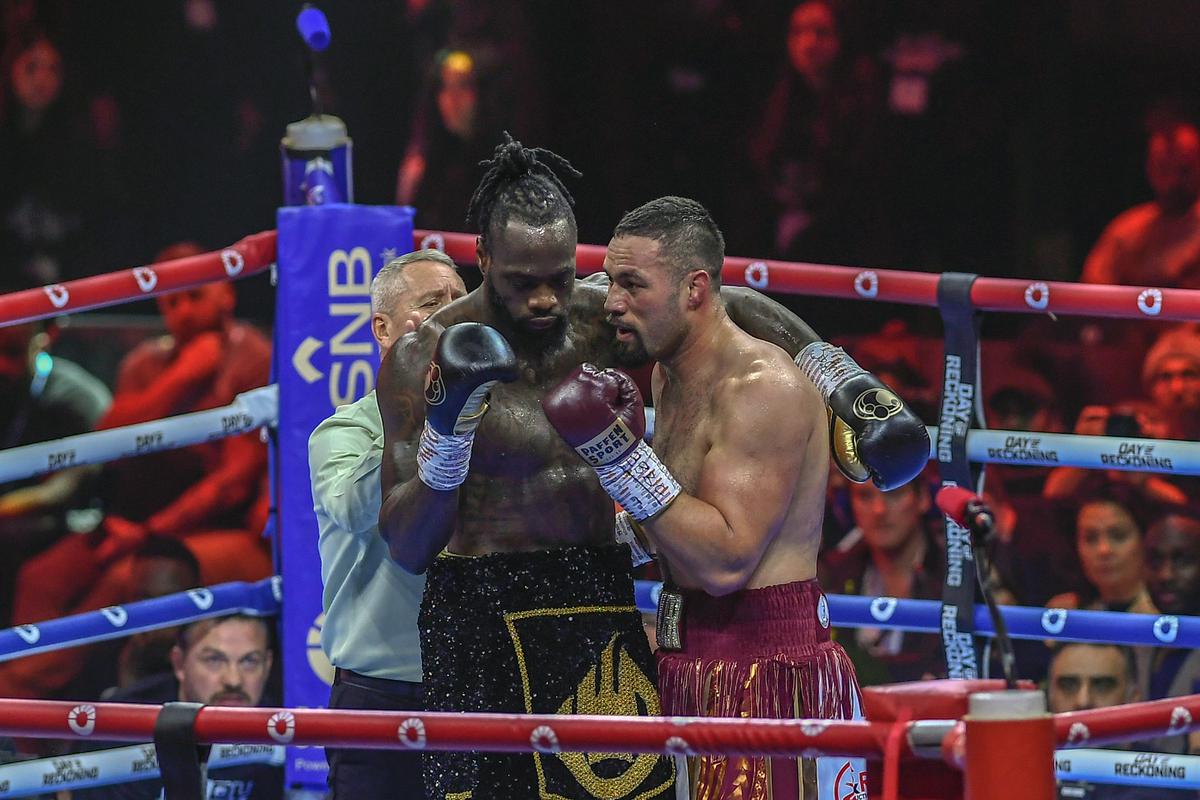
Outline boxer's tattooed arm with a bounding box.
[722,286,821,358]
[377,321,461,573]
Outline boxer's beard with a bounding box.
[486,273,568,353]
[612,325,650,367]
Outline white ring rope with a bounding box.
[0,742,283,795]
[924,425,1200,476]
[0,385,278,485]
[1055,747,1200,790]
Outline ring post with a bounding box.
[964,691,1054,800]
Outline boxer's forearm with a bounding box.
[644,495,761,597]
[722,286,821,358]
[378,471,458,574]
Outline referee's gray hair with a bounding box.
[370,249,459,313]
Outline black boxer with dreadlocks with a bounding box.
[378,133,678,798]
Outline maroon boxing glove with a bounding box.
[543,364,680,521]
[541,364,645,467]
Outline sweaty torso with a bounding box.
[405,282,624,554]
[652,334,828,590]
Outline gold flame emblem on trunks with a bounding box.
[554,633,663,798]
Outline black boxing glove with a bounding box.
[543,364,681,521]
[795,342,930,491]
[417,322,518,491]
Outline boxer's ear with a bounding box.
[476,236,489,276]
[686,269,710,309]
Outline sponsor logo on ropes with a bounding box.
[1137,288,1163,316]
[419,233,446,252]
[15,624,40,644]
[67,705,97,736]
[1024,282,1050,310]
[941,604,978,679]
[1154,615,1180,644]
[187,589,214,611]
[817,595,830,628]
[852,388,903,421]
[131,744,159,774]
[937,355,973,463]
[869,597,898,622]
[853,270,879,299]
[1116,753,1183,780]
[986,435,1059,464]
[132,267,158,293]
[43,284,70,308]
[801,722,829,737]
[398,718,427,750]
[665,736,695,756]
[1041,608,1068,635]
[41,757,99,786]
[1168,706,1192,735]
[221,249,245,277]
[267,711,296,744]
[530,725,561,754]
[270,576,283,603]
[424,363,446,405]
[744,261,769,290]
[1100,442,1173,471]
[134,431,164,454]
[221,412,254,434]
[1066,722,1090,746]
[100,606,128,628]
[834,761,868,800]
[47,448,76,469]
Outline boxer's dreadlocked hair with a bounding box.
[466,132,581,254]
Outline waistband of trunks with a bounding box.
[426,543,636,612]
[678,578,833,658]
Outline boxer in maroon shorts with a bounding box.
[545,197,891,799]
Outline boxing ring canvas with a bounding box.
[275,204,415,789]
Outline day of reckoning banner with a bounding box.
[274,204,415,789]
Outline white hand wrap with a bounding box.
[416,421,476,491]
[594,440,681,522]
[795,341,866,402]
[615,510,654,566]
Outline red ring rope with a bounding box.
[1053,693,1200,749]
[0,228,1193,328]
[0,230,276,327]
[419,228,1200,321]
[0,699,890,757]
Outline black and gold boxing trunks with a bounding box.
[419,543,675,799]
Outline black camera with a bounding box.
[1105,412,1141,438]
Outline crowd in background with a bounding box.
[3,0,1200,783]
